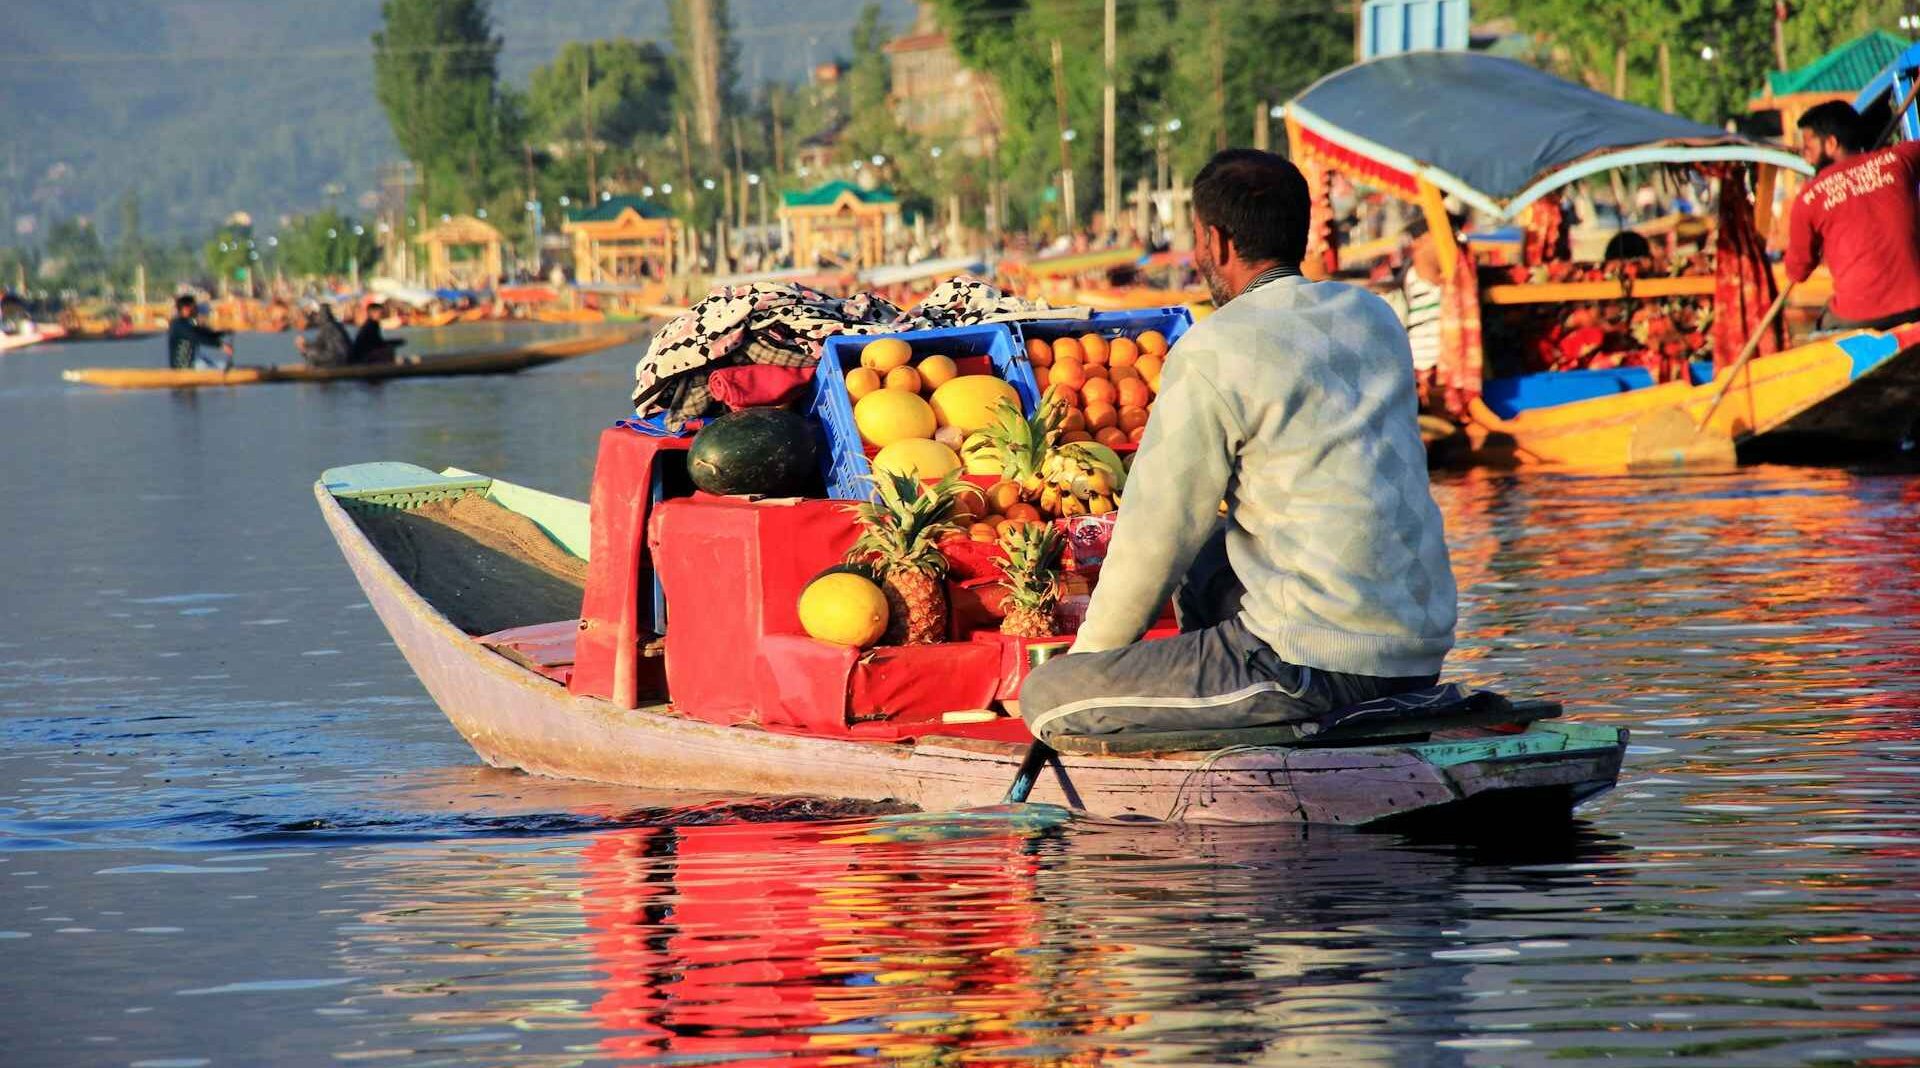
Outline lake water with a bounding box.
[3,335,1918,1067]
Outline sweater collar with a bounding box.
[1240,263,1302,296]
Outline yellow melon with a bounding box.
[860,337,914,373]
[853,388,937,447]
[929,375,1021,433]
[872,438,962,481]
[798,573,889,648]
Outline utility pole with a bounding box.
[731,117,749,231]
[1773,1,1790,72]
[1102,0,1117,236]
[1050,38,1076,232]
[1614,44,1628,99]
[676,112,697,270]
[1254,100,1270,152]
[1658,41,1674,113]
[771,92,786,174]
[582,50,597,202]
[1210,3,1227,151]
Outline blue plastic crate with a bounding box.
[811,324,1036,500]
[1009,306,1195,359]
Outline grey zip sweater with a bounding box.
[1071,274,1457,677]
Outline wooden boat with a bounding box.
[61,330,638,390]
[1463,323,1920,467]
[314,461,1627,826]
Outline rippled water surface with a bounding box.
[3,336,1919,1066]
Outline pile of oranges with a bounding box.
[1025,330,1171,449]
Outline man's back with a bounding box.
[1786,141,1920,324]
[1077,276,1457,678]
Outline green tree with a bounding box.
[44,218,109,292]
[529,40,676,150]
[280,210,382,279]
[202,222,254,288]
[372,0,522,214]
[669,0,740,166]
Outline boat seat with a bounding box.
[322,462,490,508]
[479,619,582,685]
[1046,685,1562,756]
[1482,368,1655,419]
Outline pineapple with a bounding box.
[998,522,1064,638]
[850,471,964,645]
[961,392,1067,498]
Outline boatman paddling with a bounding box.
[1019,148,1457,744]
[166,294,233,370]
[1788,102,1920,332]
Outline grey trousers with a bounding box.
[1020,524,1437,743]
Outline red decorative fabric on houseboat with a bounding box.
[1292,124,1421,201]
[1523,193,1569,266]
[1436,267,1485,418]
[1709,165,1781,372]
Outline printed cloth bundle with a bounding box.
[632,275,1058,428]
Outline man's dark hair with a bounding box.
[1798,101,1869,152]
[1191,148,1311,265]
[174,294,197,313]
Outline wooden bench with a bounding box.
[1047,691,1561,757]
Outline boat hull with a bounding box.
[1461,324,1920,469]
[60,331,637,390]
[316,481,1626,826]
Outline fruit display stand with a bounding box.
[810,324,1040,500]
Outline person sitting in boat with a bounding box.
[349,303,404,364]
[1788,101,1920,331]
[1388,214,1445,408]
[1018,148,1457,744]
[294,301,352,367]
[166,295,232,370]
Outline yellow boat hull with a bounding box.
[1460,325,1920,469]
[60,331,638,391]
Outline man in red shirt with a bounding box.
[1787,101,1920,330]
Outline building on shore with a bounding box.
[563,196,679,284]
[779,181,900,270]
[883,5,1001,156]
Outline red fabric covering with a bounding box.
[1785,142,1920,324]
[848,642,1003,724]
[1293,123,1421,200]
[650,495,862,729]
[707,364,815,410]
[573,426,690,708]
[1712,165,1783,371]
[1523,193,1569,266]
[1437,263,1485,418]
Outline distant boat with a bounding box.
[1,322,64,352]
[61,330,638,390]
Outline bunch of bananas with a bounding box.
[1038,440,1125,517]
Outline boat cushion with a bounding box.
[322,462,490,507]
[479,619,580,685]
[1482,367,1654,419]
[1047,686,1562,755]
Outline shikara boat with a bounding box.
[1464,323,1920,467]
[61,330,638,390]
[314,460,1627,826]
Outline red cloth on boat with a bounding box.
[1523,193,1569,266]
[1711,164,1782,372]
[1785,142,1920,324]
[706,364,815,410]
[1435,261,1484,418]
[573,425,689,708]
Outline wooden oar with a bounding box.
[1002,738,1055,804]
[1627,281,1794,473]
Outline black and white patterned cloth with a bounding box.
[633,275,1059,428]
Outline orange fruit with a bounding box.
[1095,426,1129,449]
[1049,359,1086,390]
[1136,354,1163,385]
[1109,337,1139,367]
[1051,336,1084,365]
[861,337,914,372]
[1080,333,1109,366]
[1060,429,1093,443]
[1005,502,1042,524]
[951,483,989,523]
[885,366,923,394]
[845,366,883,401]
[918,354,959,390]
[1049,383,1081,410]
[994,517,1022,538]
[1085,401,1118,431]
[987,480,1023,513]
[1034,366,1052,390]
[1118,405,1151,432]
[1116,378,1151,409]
[1128,425,1148,443]
[1137,330,1169,358]
[1081,378,1117,407]
[969,521,998,543]
[1025,337,1051,365]
[1083,364,1110,382]
[1108,364,1139,384]
[1061,408,1088,432]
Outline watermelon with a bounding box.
[687,407,819,497]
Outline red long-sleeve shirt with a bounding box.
[1785,141,1920,324]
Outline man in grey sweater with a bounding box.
[1021,149,1457,743]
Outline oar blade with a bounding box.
[1627,408,1738,473]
